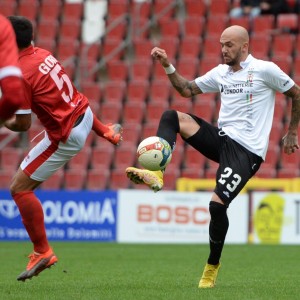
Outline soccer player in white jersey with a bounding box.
[126,25,300,288]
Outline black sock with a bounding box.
[156,110,179,152]
[207,201,229,265]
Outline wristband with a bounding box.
[164,64,176,75]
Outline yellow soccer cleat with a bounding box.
[125,167,163,192]
[198,263,221,288]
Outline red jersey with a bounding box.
[18,45,89,142]
[0,14,21,78]
[0,14,23,120]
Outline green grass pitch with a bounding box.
[0,242,299,300]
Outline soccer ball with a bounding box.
[137,136,172,171]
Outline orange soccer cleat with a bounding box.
[17,248,58,282]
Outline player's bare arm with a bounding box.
[282,84,300,154]
[5,114,31,132]
[151,47,202,97]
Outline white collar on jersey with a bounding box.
[227,54,254,73]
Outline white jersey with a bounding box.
[195,54,294,160]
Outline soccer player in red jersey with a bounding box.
[0,14,23,126]
[6,16,122,281]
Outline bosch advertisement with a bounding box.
[0,190,117,241]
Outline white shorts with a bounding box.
[21,106,93,181]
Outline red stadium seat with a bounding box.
[36,20,59,43]
[272,34,295,58]
[205,160,219,179]
[202,37,222,60]
[252,15,275,35]
[170,97,192,114]
[130,1,152,19]
[277,167,300,178]
[90,145,115,170]
[62,2,84,21]
[153,0,176,19]
[106,60,129,81]
[133,38,154,59]
[152,61,171,82]
[148,80,171,103]
[102,80,126,103]
[255,165,277,178]
[126,80,149,103]
[199,57,222,75]
[40,0,61,21]
[99,102,122,124]
[0,1,17,16]
[105,19,127,40]
[113,145,136,169]
[123,101,145,124]
[121,123,142,147]
[0,147,23,171]
[185,0,206,18]
[81,82,102,103]
[64,169,87,190]
[60,19,81,40]
[109,168,131,190]
[101,38,125,61]
[129,59,152,81]
[40,170,64,190]
[67,147,91,171]
[0,170,14,189]
[276,13,299,33]
[181,167,205,179]
[86,169,110,190]
[206,15,228,38]
[178,37,202,59]
[176,57,199,79]
[156,37,179,61]
[229,16,250,31]
[158,19,180,39]
[271,56,293,75]
[249,34,271,60]
[145,101,169,123]
[184,146,206,170]
[163,169,180,190]
[192,95,216,122]
[208,0,230,16]
[140,123,158,140]
[56,39,80,61]
[182,16,205,38]
[18,0,39,22]
[107,0,129,19]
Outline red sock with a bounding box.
[13,191,49,253]
[92,113,109,137]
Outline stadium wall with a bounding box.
[0,189,299,244]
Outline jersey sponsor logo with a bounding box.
[220,82,253,95]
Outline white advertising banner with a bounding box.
[252,192,300,244]
[118,190,248,244]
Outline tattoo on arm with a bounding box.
[168,72,202,97]
[284,84,300,131]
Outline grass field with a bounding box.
[0,242,299,300]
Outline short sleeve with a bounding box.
[194,66,220,93]
[262,62,294,93]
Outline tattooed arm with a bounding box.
[282,84,300,154]
[150,47,202,97]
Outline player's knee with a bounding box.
[159,109,180,133]
[209,201,227,220]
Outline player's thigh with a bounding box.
[177,111,201,139]
[215,138,262,205]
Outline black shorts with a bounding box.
[184,115,263,206]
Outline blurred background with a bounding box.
[1,0,300,192]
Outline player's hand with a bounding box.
[281,131,299,155]
[151,47,170,67]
